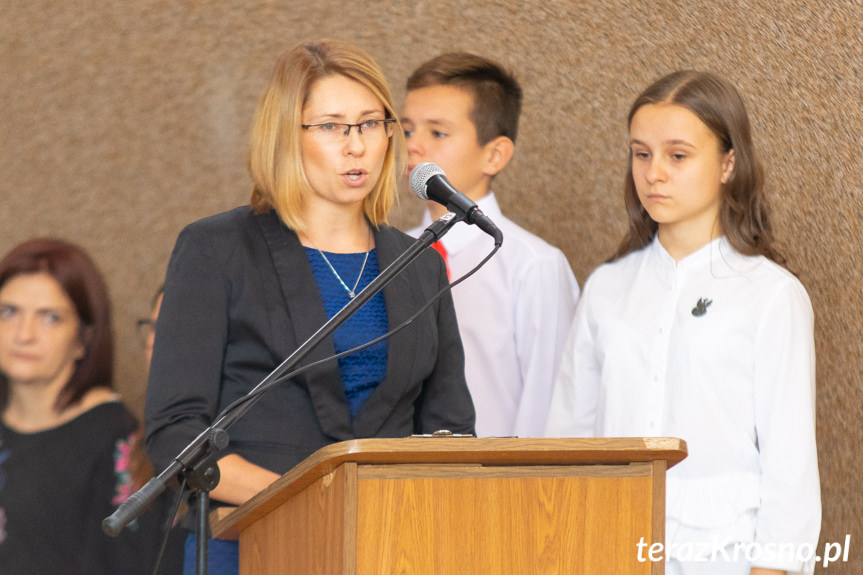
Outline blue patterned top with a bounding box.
[305,248,388,417]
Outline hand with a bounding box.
[210,453,280,505]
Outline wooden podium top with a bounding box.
[211,436,686,539]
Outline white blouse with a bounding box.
[546,236,820,573]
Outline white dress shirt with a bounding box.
[410,193,580,437]
[546,236,821,573]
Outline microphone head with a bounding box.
[409,162,446,200]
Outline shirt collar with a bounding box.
[418,193,501,255]
[650,235,735,273]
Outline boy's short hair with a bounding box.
[407,52,522,146]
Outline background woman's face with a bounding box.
[0,272,83,390]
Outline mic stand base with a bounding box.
[185,453,222,575]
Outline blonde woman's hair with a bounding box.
[248,39,405,231]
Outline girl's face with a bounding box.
[629,103,735,242]
[0,272,84,391]
[300,74,390,214]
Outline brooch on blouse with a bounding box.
[692,297,713,317]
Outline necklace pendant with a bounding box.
[312,230,371,301]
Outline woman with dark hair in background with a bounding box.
[0,238,152,575]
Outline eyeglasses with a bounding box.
[301,118,396,141]
[136,317,155,345]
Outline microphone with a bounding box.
[410,163,503,246]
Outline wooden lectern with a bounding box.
[211,437,686,574]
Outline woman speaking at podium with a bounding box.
[145,39,475,574]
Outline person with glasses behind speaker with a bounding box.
[144,40,475,575]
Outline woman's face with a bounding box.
[300,74,390,213]
[629,103,735,240]
[0,272,84,390]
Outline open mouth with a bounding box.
[346,170,364,181]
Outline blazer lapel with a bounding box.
[352,226,421,436]
[255,211,354,440]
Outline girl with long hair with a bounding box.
[547,71,820,575]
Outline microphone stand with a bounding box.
[103,213,463,575]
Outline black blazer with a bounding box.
[144,207,475,476]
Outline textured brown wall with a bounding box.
[1,1,860,570]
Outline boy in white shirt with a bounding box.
[403,52,580,437]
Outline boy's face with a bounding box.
[402,84,495,203]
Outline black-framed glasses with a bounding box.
[301,118,396,141]
[136,317,155,345]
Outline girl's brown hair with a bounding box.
[610,70,783,264]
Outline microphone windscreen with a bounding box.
[409,162,445,200]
